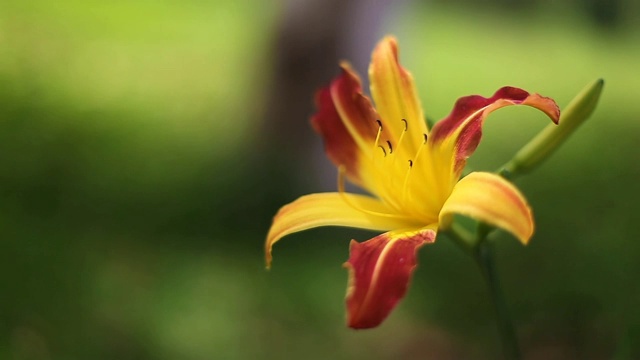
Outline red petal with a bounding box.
[311,64,379,184]
[344,228,436,329]
[331,63,380,147]
[311,86,360,181]
[430,86,560,175]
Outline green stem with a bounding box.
[445,223,475,255]
[474,237,520,360]
[444,225,520,359]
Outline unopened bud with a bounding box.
[500,79,604,178]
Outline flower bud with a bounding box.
[501,79,604,177]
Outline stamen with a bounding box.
[413,133,428,162]
[396,126,406,150]
[372,120,383,157]
[337,166,407,219]
[402,159,413,203]
[391,119,408,167]
[402,133,429,204]
[366,121,403,213]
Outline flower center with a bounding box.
[374,119,436,219]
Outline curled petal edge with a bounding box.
[430,86,561,176]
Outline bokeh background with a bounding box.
[1,0,639,359]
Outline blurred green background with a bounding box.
[1,0,639,359]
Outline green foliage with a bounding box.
[0,1,638,359]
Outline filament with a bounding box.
[391,119,408,168]
[401,133,428,204]
[402,160,413,203]
[372,120,383,157]
[413,133,428,164]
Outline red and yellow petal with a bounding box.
[311,86,362,183]
[439,172,534,244]
[429,86,560,177]
[330,62,380,151]
[344,226,436,329]
[312,63,382,186]
[265,193,417,268]
[369,36,428,152]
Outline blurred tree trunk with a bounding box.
[261,0,347,188]
[253,0,399,223]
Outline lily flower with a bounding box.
[265,36,560,329]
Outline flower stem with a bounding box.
[444,223,521,359]
[474,235,521,360]
[445,223,475,254]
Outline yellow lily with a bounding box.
[265,36,560,329]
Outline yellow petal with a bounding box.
[439,172,534,244]
[369,36,427,153]
[265,193,418,268]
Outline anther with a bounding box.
[386,140,393,154]
[423,133,428,143]
[378,145,387,156]
[408,160,413,167]
[402,119,408,131]
[376,120,383,129]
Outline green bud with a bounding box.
[500,79,604,179]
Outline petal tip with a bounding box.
[525,92,561,124]
[265,234,275,269]
[338,60,355,74]
[516,211,534,245]
[380,35,398,47]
